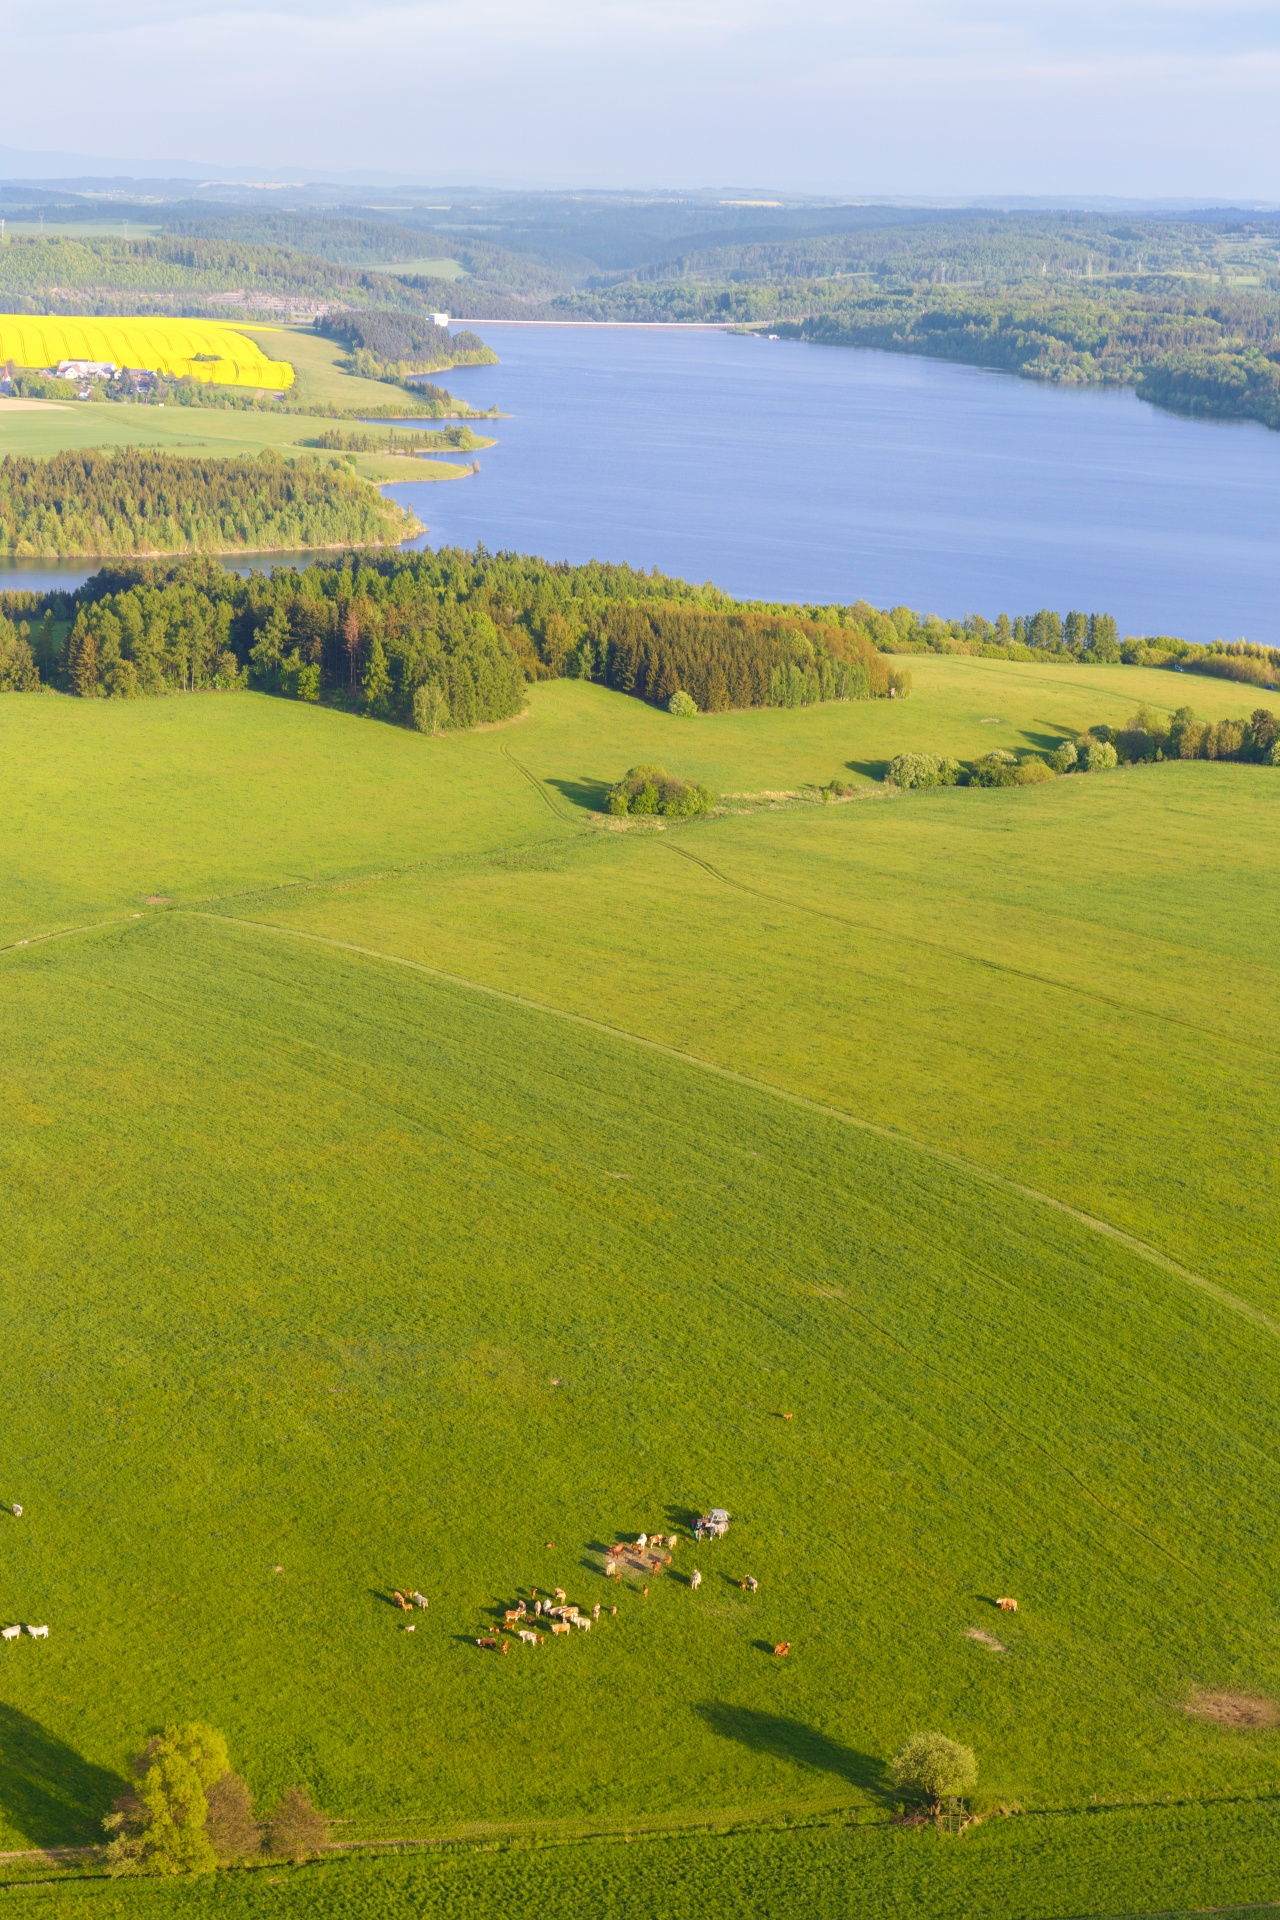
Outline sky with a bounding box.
[2,0,1280,198]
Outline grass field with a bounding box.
[1,659,1278,1914]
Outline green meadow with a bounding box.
[1,656,1279,1915]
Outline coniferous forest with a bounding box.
[0,450,414,559]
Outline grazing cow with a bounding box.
[411,1592,429,1609]
[503,1610,525,1627]
[690,1570,702,1590]
[27,1626,49,1640]
[650,1534,665,1547]
[476,1636,500,1649]
[610,1605,618,1615]
[741,1576,759,1593]
[604,1559,617,1578]
[1,1626,19,1642]
[783,1413,793,1421]
[11,1505,22,1517]
[519,1630,539,1645]
[392,1591,412,1612]
[997,1598,1018,1613]
[773,1642,790,1657]
[404,1623,416,1632]
[636,1533,647,1549]
[642,1584,649,1598]
[592,1603,601,1620]
[554,1587,567,1603]
[573,1616,591,1631]
[551,1622,571,1636]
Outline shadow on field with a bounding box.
[0,1703,125,1849]
[846,758,889,783]
[547,776,612,813]
[697,1704,890,1798]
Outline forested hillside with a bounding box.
[0,235,442,320]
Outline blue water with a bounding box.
[8,324,1280,644]
[386,324,1280,645]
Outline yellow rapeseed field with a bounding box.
[0,315,294,388]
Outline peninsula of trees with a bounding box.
[0,449,416,559]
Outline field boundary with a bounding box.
[194,909,1280,1343]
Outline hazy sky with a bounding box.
[5,0,1280,197]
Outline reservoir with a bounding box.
[390,324,1280,645]
[8,324,1280,644]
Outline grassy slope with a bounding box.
[1,666,1278,1913]
[3,914,1280,1838]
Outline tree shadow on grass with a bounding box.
[0,1702,126,1849]
[546,776,613,813]
[846,758,890,782]
[696,1703,891,1800]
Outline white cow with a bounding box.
[1,1626,19,1642]
[518,1630,539,1645]
[690,1570,702,1590]
[26,1625,49,1639]
[411,1592,429,1609]
[572,1616,591,1631]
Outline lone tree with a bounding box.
[267,1784,330,1863]
[891,1731,977,1813]
[104,1723,231,1877]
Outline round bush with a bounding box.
[667,690,698,717]
[606,764,715,819]
[886,752,959,790]
[891,1731,977,1806]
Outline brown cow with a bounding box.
[773,1642,791,1657]
[996,1598,1018,1613]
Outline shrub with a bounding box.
[1014,758,1055,784]
[606,764,715,819]
[887,668,913,698]
[1079,739,1118,772]
[667,689,698,716]
[1048,740,1077,773]
[891,1731,978,1808]
[266,1785,330,1864]
[886,752,960,790]
[968,749,1020,787]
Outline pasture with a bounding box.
[0,661,1278,1912]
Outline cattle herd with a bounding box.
[467,1514,765,1655]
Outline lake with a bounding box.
[9,325,1280,644]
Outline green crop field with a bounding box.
[1,658,1279,1917]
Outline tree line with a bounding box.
[865,602,1123,663]
[0,449,413,559]
[104,1721,327,1876]
[0,548,909,725]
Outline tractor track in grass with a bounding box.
[659,841,1267,1052]
[190,909,1280,1347]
